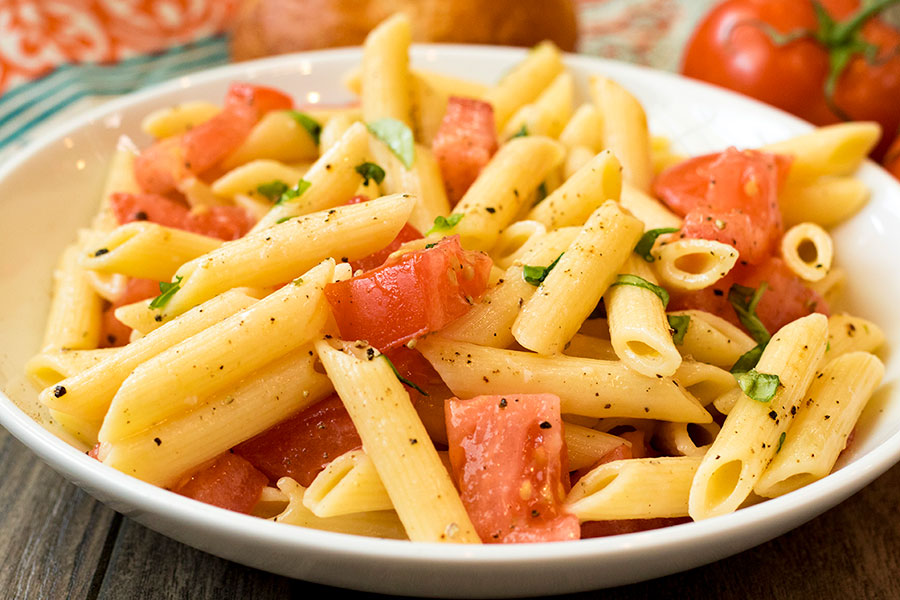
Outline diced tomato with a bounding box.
[325,236,492,351]
[233,394,362,487]
[174,452,267,514]
[223,82,293,120]
[570,442,632,486]
[670,256,828,336]
[109,192,253,240]
[736,256,829,333]
[445,393,580,544]
[136,82,293,193]
[432,97,498,205]
[344,194,424,272]
[580,517,692,539]
[133,135,189,194]
[181,111,256,176]
[654,148,792,264]
[99,277,160,348]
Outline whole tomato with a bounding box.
[682,0,900,158]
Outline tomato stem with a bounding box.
[810,0,900,120]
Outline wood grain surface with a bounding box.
[2,427,899,600]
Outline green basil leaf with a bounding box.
[355,162,386,186]
[367,118,415,168]
[611,274,670,307]
[382,354,428,396]
[730,343,765,373]
[275,216,293,224]
[511,123,529,139]
[523,253,564,286]
[149,275,184,310]
[734,369,781,403]
[776,431,787,453]
[634,227,679,262]
[667,314,691,345]
[425,214,464,236]
[276,179,312,205]
[256,180,289,202]
[728,283,771,345]
[287,110,322,145]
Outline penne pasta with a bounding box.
[526,150,623,229]
[100,345,333,488]
[315,339,480,543]
[779,222,833,282]
[98,260,334,443]
[590,75,653,192]
[483,41,564,132]
[418,337,711,423]
[689,313,828,520]
[567,457,703,520]
[80,221,222,282]
[755,351,884,498]
[513,201,643,355]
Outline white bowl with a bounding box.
[1,45,898,598]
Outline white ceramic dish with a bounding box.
[1,45,899,598]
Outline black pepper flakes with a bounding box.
[53,385,67,398]
[153,437,162,446]
[539,421,552,429]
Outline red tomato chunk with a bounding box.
[174,452,267,514]
[432,96,498,205]
[345,194,424,272]
[654,147,791,264]
[233,394,361,487]
[110,192,253,240]
[445,393,580,543]
[99,277,160,348]
[324,236,492,351]
[670,256,828,335]
[135,83,292,194]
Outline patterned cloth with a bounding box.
[0,0,717,154]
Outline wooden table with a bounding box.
[3,427,899,600]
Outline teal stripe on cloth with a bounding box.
[0,36,230,152]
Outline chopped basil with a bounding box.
[734,369,781,403]
[382,354,428,396]
[426,214,463,236]
[667,314,691,345]
[523,253,563,286]
[287,110,322,145]
[610,274,670,307]
[776,431,787,453]
[256,180,289,202]
[511,123,529,138]
[727,283,771,346]
[730,344,765,373]
[275,216,293,224]
[531,181,548,207]
[355,162,386,186]
[276,179,311,205]
[634,227,679,262]
[149,275,183,310]
[367,118,415,168]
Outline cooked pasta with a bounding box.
[25,16,884,547]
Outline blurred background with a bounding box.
[0,0,898,171]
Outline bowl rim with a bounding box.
[1,42,899,568]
